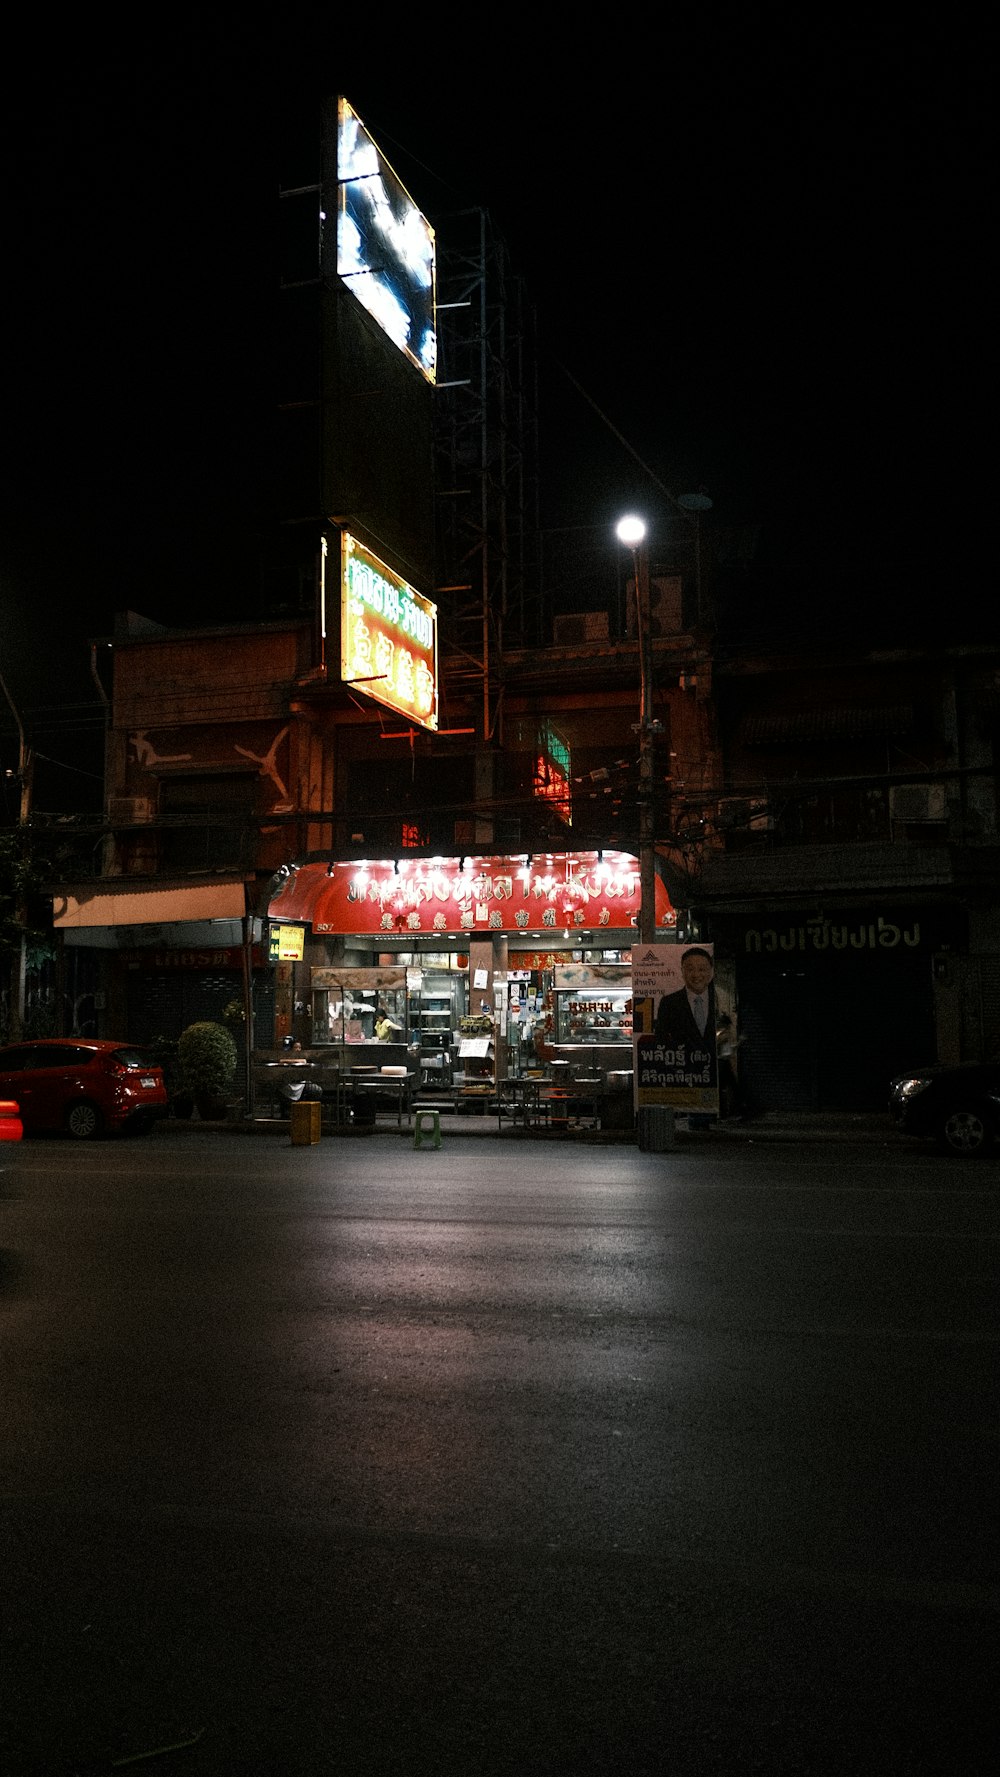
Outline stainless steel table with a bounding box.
[496,1077,545,1130]
[349,1073,415,1127]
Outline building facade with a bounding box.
[692,643,1000,1109]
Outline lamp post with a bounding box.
[616,515,657,944]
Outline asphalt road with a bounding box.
[2,1129,997,1775]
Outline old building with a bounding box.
[42,92,718,1104]
[48,541,714,1095]
[692,642,1000,1109]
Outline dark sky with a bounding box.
[2,20,992,807]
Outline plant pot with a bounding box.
[195,1091,230,1122]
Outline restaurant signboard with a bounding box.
[268,851,676,937]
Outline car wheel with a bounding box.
[66,1100,104,1140]
[937,1107,995,1156]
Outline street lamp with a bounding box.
[615,515,657,943]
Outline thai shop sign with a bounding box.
[269,924,305,961]
[124,946,265,970]
[737,908,962,960]
[268,851,674,936]
[630,944,720,1115]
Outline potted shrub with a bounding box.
[178,1020,238,1121]
[146,1036,193,1117]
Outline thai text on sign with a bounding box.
[341,533,438,732]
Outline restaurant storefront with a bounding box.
[265,850,676,1093]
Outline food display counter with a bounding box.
[548,1041,633,1078]
[311,965,409,1046]
[551,964,633,1051]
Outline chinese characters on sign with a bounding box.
[341,533,438,732]
[268,854,676,937]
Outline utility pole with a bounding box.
[635,539,657,944]
[616,516,658,942]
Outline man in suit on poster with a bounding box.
[654,947,718,1085]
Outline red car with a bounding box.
[0,1040,167,1139]
[1,1097,23,1151]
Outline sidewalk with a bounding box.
[165,1107,895,1145]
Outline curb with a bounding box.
[155,1114,895,1145]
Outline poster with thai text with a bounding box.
[631,943,720,1113]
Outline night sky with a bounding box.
[2,21,992,811]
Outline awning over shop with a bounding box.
[267,851,675,937]
[53,880,248,929]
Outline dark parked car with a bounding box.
[0,1040,167,1139]
[889,1062,1000,1156]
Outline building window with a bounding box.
[158,773,257,873]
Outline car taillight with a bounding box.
[1,1099,23,1142]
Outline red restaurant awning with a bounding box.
[268,851,674,938]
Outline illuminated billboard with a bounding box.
[341,533,438,731]
[337,98,437,383]
[534,722,572,825]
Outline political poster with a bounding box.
[631,943,720,1114]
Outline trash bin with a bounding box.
[290,1099,322,1145]
[351,1091,376,1126]
[601,1089,635,1131]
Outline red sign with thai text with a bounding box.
[268,851,674,936]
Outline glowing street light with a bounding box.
[615,514,656,944]
[615,514,646,550]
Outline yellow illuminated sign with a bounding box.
[340,533,438,732]
[271,924,305,961]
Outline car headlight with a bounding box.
[894,1077,932,1101]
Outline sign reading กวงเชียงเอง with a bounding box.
[630,943,720,1114]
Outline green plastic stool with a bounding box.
[413,1109,442,1150]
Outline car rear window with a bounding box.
[110,1048,154,1068]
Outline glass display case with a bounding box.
[411,970,465,1087]
[310,967,409,1047]
[554,987,633,1045]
